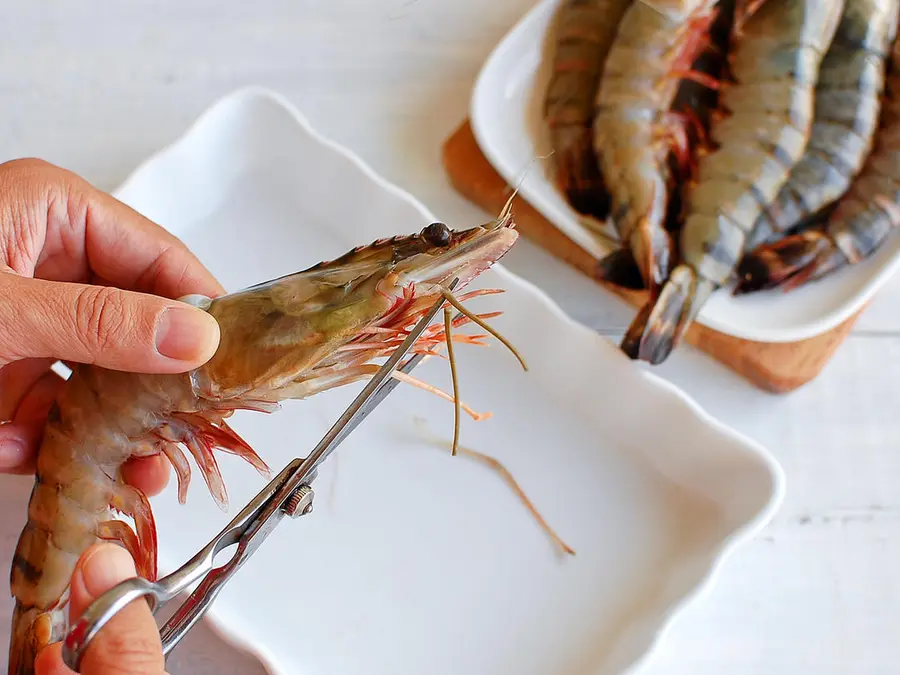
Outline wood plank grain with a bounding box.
[442,119,862,393]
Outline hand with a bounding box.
[34,543,167,675]
[0,158,225,497]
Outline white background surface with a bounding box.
[0,2,898,674]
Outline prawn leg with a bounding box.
[161,442,192,505]
[109,483,158,582]
[96,520,146,578]
[155,413,271,510]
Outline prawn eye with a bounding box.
[421,222,452,247]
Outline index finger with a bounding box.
[83,193,227,300]
[2,159,226,301]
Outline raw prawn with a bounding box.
[592,0,720,294]
[735,29,900,293]
[622,0,845,364]
[543,0,633,219]
[595,0,738,290]
[8,215,526,675]
[744,0,900,251]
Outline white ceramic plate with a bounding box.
[470,0,900,343]
[110,87,783,675]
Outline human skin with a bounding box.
[0,157,225,672]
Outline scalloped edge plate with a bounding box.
[111,86,784,675]
[470,0,900,343]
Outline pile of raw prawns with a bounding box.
[543,0,900,364]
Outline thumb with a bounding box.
[73,543,166,674]
[0,272,220,373]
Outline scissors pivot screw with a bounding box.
[284,485,314,518]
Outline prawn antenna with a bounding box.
[500,150,554,222]
[453,442,576,557]
[390,368,491,421]
[440,288,528,372]
[444,305,461,457]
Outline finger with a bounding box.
[0,370,63,473]
[34,645,173,675]
[0,424,34,473]
[14,369,63,425]
[122,455,171,498]
[80,186,227,300]
[0,273,220,373]
[0,358,55,420]
[67,543,166,674]
[0,158,226,301]
[34,644,73,675]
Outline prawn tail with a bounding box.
[733,231,843,294]
[620,300,654,360]
[594,247,646,291]
[622,264,714,365]
[8,604,63,675]
[630,214,676,296]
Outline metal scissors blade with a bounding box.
[62,279,458,670]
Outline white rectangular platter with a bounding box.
[469,0,900,344]
[98,87,784,675]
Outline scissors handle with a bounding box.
[61,440,318,670]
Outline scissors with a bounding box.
[61,279,459,671]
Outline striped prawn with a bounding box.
[743,0,900,252]
[735,26,900,292]
[592,0,721,294]
[622,0,845,364]
[8,213,532,675]
[543,0,633,219]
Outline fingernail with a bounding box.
[155,306,220,362]
[80,544,136,598]
[0,439,27,470]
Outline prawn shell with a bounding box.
[621,0,847,364]
[594,0,722,290]
[680,0,846,285]
[543,0,632,217]
[748,0,900,249]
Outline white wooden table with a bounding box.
[1,2,899,673]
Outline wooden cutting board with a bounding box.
[442,120,862,394]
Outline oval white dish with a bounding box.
[469,0,900,344]
[105,87,783,675]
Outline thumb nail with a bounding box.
[79,544,136,599]
[155,305,220,363]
